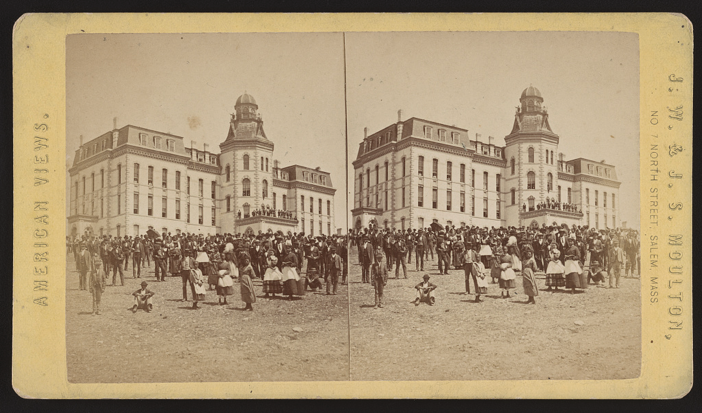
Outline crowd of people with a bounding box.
[67,229,348,315]
[237,207,295,220]
[533,199,580,213]
[350,221,640,306]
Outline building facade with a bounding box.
[68,93,336,238]
[352,86,621,231]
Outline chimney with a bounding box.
[363,127,368,139]
[79,134,83,146]
[113,117,117,130]
[488,136,494,145]
[203,143,209,153]
[397,110,403,122]
[190,140,197,160]
[476,133,482,143]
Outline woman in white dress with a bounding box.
[281,247,300,300]
[499,251,517,298]
[546,242,566,291]
[262,255,283,298]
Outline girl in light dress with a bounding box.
[262,255,283,298]
[499,250,517,299]
[216,252,237,305]
[546,242,566,291]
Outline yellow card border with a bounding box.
[12,13,693,399]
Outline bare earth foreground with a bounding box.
[66,259,349,383]
[348,253,641,381]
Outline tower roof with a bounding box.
[521,85,542,99]
[236,92,257,106]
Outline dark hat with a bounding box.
[423,274,430,280]
[140,281,148,287]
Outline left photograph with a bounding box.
[65,33,349,382]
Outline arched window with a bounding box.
[243,203,250,217]
[528,147,535,163]
[225,165,230,182]
[242,178,250,196]
[547,173,553,192]
[261,157,264,171]
[528,196,535,211]
[243,154,249,170]
[510,158,515,175]
[265,158,269,172]
[262,180,268,198]
[527,171,536,189]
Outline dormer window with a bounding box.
[423,126,433,139]
[482,145,490,155]
[439,129,446,141]
[153,136,161,149]
[167,139,175,151]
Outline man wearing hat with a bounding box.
[111,240,125,286]
[413,274,437,306]
[77,242,93,291]
[393,234,408,279]
[415,229,426,272]
[89,251,106,314]
[587,260,607,286]
[326,246,342,295]
[131,281,154,313]
[608,239,625,289]
[361,236,374,283]
[436,233,450,275]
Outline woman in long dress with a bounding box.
[238,253,256,311]
[563,238,583,294]
[490,244,503,284]
[189,259,207,309]
[216,259,235,305]
[546,243,566,291]
[262,255,283,298]
[281,247,300,300]
[499,250,516,298]
[521,245,539,304]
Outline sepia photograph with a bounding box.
[64,33,349,382]
[345,31,641,381]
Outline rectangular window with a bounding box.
[424,126,432,139]
[558,186,562,203]
[301,196,304,212]
[384,161,389,181]
[134,224,139,235]
[310,197,314,213]
[595,190,599,206]
[432,159,438,178]
[418,185,424,207]
[612,194,615,210]
[327,200,331,215]
[176,199,181,219]
[133,192,139,214]
[100,198,104,218]
[187,203,190,223]
[384,190,388,210]
[418,156,424,176]
[226,197,231,212]
[439,129,446,141]
[432,188,438,209]
[199,205,203,224]
[199,179,203,197]
[133,164,139,183]
[212,207,216,226]
[117,194,121,215]
[319,220,322,235]
[595,213,599,229]
[496,200,501,219]
[460,164,466,183]
[168,139,175,151]
[328,222,331,235]
[301,219,305,233]
[471,195,475,216]
[187,176,190,194]
[402,187,406,208]
[511,189,516,205]
[446,190,452,211]
[211,181,216,199]
[604,192,607,208]
[283,195,287,211]
[148,166,153,185]
[447,161,452,181]
[176,171,181,190]
[586,188,590,204]
[318,198,322,214]
[471,169,475,187]
[162,197,167,218]
[402,157,406,176]
[117,164,122,184]
[460,191,465,212]
[162,169,167,188]
[496,174,501,192]
[148,195,153,216]
[101,169,104,188]
[311,220,314,236]
[483,172,488,190]
[483,198,488,218]
[568,188,572,204]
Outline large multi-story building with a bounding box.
[352,86,621,231]
[67,93,336,238]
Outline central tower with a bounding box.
[503,85,560,227]
[219,92,275,233]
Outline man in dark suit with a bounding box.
[556,229,569,265]
[77,243,93,291]
[250,239,263,277]
[111,241,125,286]
[361,236,374,283]
[533,232,546,271]
[132,237,144,278]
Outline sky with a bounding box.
[345,31,640,229]
[66,33,348,231]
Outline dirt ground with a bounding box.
[66,251,641,383]
[348,250,641,381]
[66,258,349,383]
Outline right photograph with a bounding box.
[345,31,641,381]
